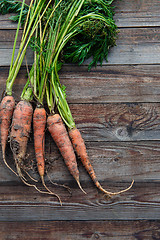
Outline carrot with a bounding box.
[33,106,62,203]
[10,100,33,178]
[0,95,17,174]
[69,127,134,196]
[47,113,86,194]
[33,106,46,177]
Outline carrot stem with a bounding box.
[9,0,25,73]
[6,0,52,96]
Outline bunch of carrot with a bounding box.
[0,0,134,203]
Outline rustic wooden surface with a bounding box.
[0,0,160,239]
[1,221,160,240]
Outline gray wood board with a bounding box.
[114,0,160,27]
[0,140,160,183]
[1,0,160,29]
[0,182,160,221]
[1,65,160,103]
[0,27,160,66]
[69,103,160,141]
[0,0,160,226]
[1,220,160,240]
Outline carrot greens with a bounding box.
[0,0,52,96]
[1,0,134,197]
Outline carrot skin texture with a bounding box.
[47,114,80,182]
[10,100,33,166]
[33,107,46,177]
[69,128,99,185]
[0,96,15,155]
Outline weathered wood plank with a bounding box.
[1,181,160,205]
[114,0,160,27]
[0,0,159,227]
[1,76,160,141]
[85,27,160,65]
[1,64,160,103]
[70,103,160,141]
[0,27,160,66]
[0,182,160,221]
[1,140,160,183]
[0,201,158,221]
[0,29,22,44]
[1,0,160,29]
[0,220,160,240]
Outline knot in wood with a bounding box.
[93,232,100,239]
[115,126,130,140]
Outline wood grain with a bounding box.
[0,181,160,221]
[1,139,160,183]
[114,0,160,27]
[0,0,160,230]
[70,103,160,141]
[1,65,160,103]
[60,64,160,103]
[0,220,160,240]
[0,27,160,66]
[1,0,160,29]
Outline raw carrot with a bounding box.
[0,95,17,174]
[10,100,33,178]
[69,127,134,196]
[47,113,86,194]
[33,106,46,177]
[33,106,62,203]
[33,107,49,186]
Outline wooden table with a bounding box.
[0,0,160,239]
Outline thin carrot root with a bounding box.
[2,153,18,176]
[76,179,87,195]
[47,114,86,194]
[14,159,27,181]
[46,170,72,194]
[0,95,16,174]
[40,174,62,204]
[96,179,134,197]
[69,128,134,197]
[41,175,62,205]
[15,160,62,204]
[15,157,62,204]
[24,170,38,183]
[20,175,62,205]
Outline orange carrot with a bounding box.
[69,127,134,196]
[33,106,62,203]
[47,113,86,194]
[0,95,16,174]
[33,107,49,187]
[10,100,33,178]
[33,106,46,177]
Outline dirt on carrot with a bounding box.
[47,113,86,194]
[10,100,33,178]
[0,95,16,173]
[33,106,46,177]
[33,106,62,202]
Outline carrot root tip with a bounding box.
[2,153,18,176]
[77,179,87,195]
[24,170,38,182]
[100,179,134,197]
[41,175,62,205]
[46,170,72,195]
